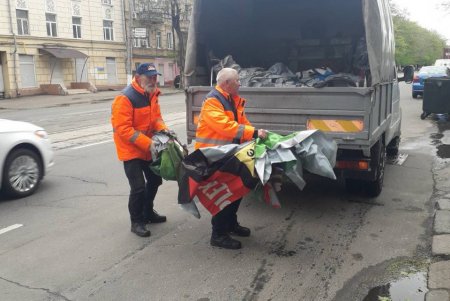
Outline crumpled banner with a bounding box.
[174,130,336,218]
[254,130,337,190]
[177,141,258,219]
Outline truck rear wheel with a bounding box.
[386,136,400,156]
[365,140,386,197]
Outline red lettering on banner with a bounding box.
[197,181,232,209]
[189,171,252,216]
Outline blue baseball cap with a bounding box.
[136,63,161,76]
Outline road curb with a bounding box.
[426,289,450,301]
[432,235,450,256]
[428,158,450,300]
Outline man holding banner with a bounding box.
[194,68,268,249]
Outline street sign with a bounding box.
[133,28,147,38]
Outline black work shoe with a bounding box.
[229,224,251,237]
[210,234,242,249]
[147,210,167,223]
[131,223,151,237]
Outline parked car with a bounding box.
[434,59,450,67]
[0,119,54,198]
[412,65,450,98]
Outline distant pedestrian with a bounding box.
[111,63,172,237]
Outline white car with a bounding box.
[0,119,54,198]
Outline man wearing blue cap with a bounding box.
[111,63,172,237]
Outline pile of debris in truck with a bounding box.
[212,55,361,88]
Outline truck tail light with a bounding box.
[335,160,369,170]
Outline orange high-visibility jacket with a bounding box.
[195,85,256,149]
[111,79,167,161]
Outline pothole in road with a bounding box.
[430,115,450,159]
[437,144,450,159]
[362,272,427,301]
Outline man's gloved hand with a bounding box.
[161,129,177,138]
[258,129,268,139]
[149,142,158,160]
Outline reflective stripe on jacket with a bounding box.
[111,79,167,161]
[194,85,255,149]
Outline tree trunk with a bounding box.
[170,0,186,88]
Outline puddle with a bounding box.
[430,114,450,158]
[432,113,449,123]
[362,272,427,301]
[437,144,450,159]
[430,133,443,145]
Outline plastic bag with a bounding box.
[150,140,185,181]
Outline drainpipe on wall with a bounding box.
[121,0,133,84]
[7,0,19,97]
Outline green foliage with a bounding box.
[393,13,446,66]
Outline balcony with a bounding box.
[135,9,167,24]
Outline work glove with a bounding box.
[258,129,268,139]
[149,142,158,160]
[160,129,177,139]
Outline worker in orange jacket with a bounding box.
[111,63,171,237]
[195,67,268,249]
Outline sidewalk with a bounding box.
[0,87,183,110]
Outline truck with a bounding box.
[183,0,414,197]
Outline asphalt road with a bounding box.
[0,85,441,300]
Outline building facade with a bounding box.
[0,0,128,98]
[130,0,191,87]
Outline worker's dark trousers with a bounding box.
[123,159,162,224]
[211,198,242,236]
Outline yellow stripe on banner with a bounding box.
[234,141,256,177]
[307,119,364,132]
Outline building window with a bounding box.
[133,37,148,48]
[103,20,114,40]
[102,0,112,5]
[168,63,174,79]
[156,32,161,49]
[166,32,173,49]
[133,28,148,48]
[16,9,29,35]
[72,17,81,39]
[46,13,57,37]
[183,4,191,20]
